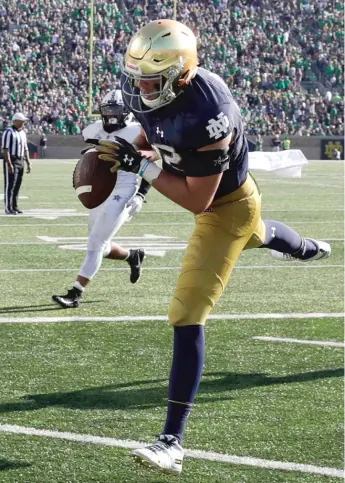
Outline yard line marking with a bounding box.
[0,221,341,228]
[0,221,191,228]
[258,181,344,189]
[132,209,345,213]
[253,336,345,348]
[0,313,343,324]
[0,424,342,478]
[0,194,28,199]
[0,238,342,247]
[0,213,89,219]
[0,264,342,273]
[0,210,343,219]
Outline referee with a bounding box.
[1,113,31,215]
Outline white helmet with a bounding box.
[99,89,129,131]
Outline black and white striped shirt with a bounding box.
[1,127,28,158]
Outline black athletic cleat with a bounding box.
[127,249,145,284]
[52,287,82,308]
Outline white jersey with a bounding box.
[82,120,141,186]
[82,119,141,144]
[79,119,142,282]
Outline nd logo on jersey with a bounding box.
[206,112,230,140]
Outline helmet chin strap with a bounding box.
[140,95,162,108]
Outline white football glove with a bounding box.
[126,194,144,221]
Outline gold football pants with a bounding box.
[168,174,266,326]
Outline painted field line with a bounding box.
[0,264,342,273]
[253,336,344,348]
[0,239,342,247]
[0,214,89,219]
[136,209,345,213]
[258,181,343,189]
[262,208,344,212]
[0,424,342,478]
[0,313,343,324]
[0,221,341,228]
[0,222,192,227]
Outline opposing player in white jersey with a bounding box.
[52,89,150,308]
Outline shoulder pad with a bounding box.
[82,120,103,141]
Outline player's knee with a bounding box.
[87,235,107,253]
[168,269,225,326]
[168,287,214,327]
[102,242,111,258]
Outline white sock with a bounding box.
[73,281,85,292]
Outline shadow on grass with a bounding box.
[0,368,343,413]
[0,300,104,314]
[0,459,32,471]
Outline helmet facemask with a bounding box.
[100,102,127,132]
[121,60,185,113]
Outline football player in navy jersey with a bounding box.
[93,19,331,474]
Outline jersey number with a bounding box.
[154,143,183,170]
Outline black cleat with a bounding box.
[52,287,82,308]
[5,209,17,215]
[127,249,145,284]
[14,208,23,214]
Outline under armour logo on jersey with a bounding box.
[156,127,164,137]
[271,226,276,238]
[113,195,121,201]
[124,154,134,166]
[206,112,230,140]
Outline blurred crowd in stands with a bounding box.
[0,0,343,136]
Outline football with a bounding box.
[73,149,117,209]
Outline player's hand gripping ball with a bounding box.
[90,137,145,174]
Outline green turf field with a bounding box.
[0,160,343,482]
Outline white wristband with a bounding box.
[139,159,162,184]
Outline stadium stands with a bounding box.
[0,0,343,135]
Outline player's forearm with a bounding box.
[137,178,151,198]
[152,170,215,214]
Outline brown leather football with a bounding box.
[73,149,117,209]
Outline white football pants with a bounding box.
[79,171,139,280]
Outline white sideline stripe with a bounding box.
[0,424,342,478]
[253,336,345,348]
[0,264,342,273]
[0,313,343,324]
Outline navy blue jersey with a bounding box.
[121,68,248,198]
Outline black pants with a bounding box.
[3,159,24,212]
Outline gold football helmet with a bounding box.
[122,19,198,113]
